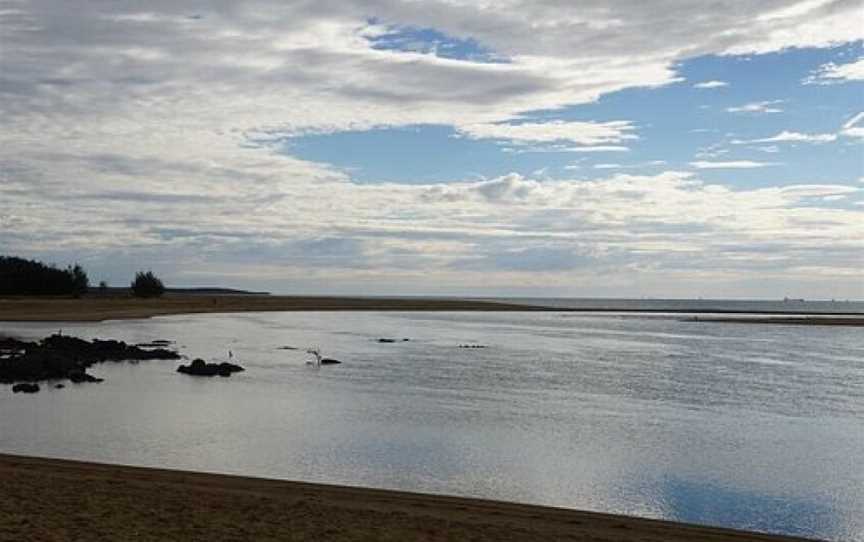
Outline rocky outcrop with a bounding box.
[0,333,181,387]
[177,358,245,377]
[11,383,39,393]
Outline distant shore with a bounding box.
[685,316,864,326]
[0,454,812,542]
[0,295,862,324]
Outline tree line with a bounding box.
[0,256,164,297]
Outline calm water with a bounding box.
[1,311,863,541]
[494,297,864,314]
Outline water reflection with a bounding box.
[1,311,863,540]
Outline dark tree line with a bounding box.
[0,256,89,296]
[1,255,166,298]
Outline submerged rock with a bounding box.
[135,339,174,348]
[320,358,341,365]
[177,358,245,377]
[11,383,39,394]
[68,370,104,384]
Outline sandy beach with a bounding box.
[0,295,554,322]
[1,295,862,325]
[0,454,815,542]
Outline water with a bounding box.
[1,311,862,541]
[493,297,864,314]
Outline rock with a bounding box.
[0,332,183,386]
[178,358,244,377]
[12,383,39,394]
[68,370,104,383]
[377,338,396,343]
[54,384,65,389]
[320,358,341,365]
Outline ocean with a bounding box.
[1,309,862,540]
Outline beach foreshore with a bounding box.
[0,454,813,542]
[0,295,555,322]
[1,295,863,324]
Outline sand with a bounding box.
[0,454,814,542]
[1,295,862,325]
[0,295,554,322]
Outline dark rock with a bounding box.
[135,340,173,348]
[320,358,341,365]
[178,358,245,377]
[0,337,32,351]
[68,370,104,383]
[0,332,182,386]
[12,383,39,394]
[377,338,396,343]
[54,384,65,389]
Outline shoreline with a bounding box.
[0,295,862,324]
[0,295,556,322]
[0,453,814,542]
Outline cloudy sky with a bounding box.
[1,1,862,298]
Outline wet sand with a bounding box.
[0,454,813,542]
[0,295,555,322]
[1,296,860,325]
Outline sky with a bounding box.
[1,0,862,299]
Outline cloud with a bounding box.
[501,144,630,154]
[693,80,729,89]
[803,56,864,84]
[726,100,785,114]
[840,112,864,139]
[731,131,838,144]
[593,161,667,170]
[2,1,864,295]
[690,160,780,169]
[457,120,637,145]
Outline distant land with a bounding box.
[90,286,271,296]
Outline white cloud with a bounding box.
[731,131,837,144]
[593,161,667,170]
[499,144,631,154]
[693,80,729,89]
[726,100,785,114]
[840,112,864,139]
[2,1,864,295]
[690,160,780,169]
[804,57,864,84]
[458,120,637,145]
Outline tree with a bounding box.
[131,271,165,298]
[0,256,89,296]
[68,264,89,297]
